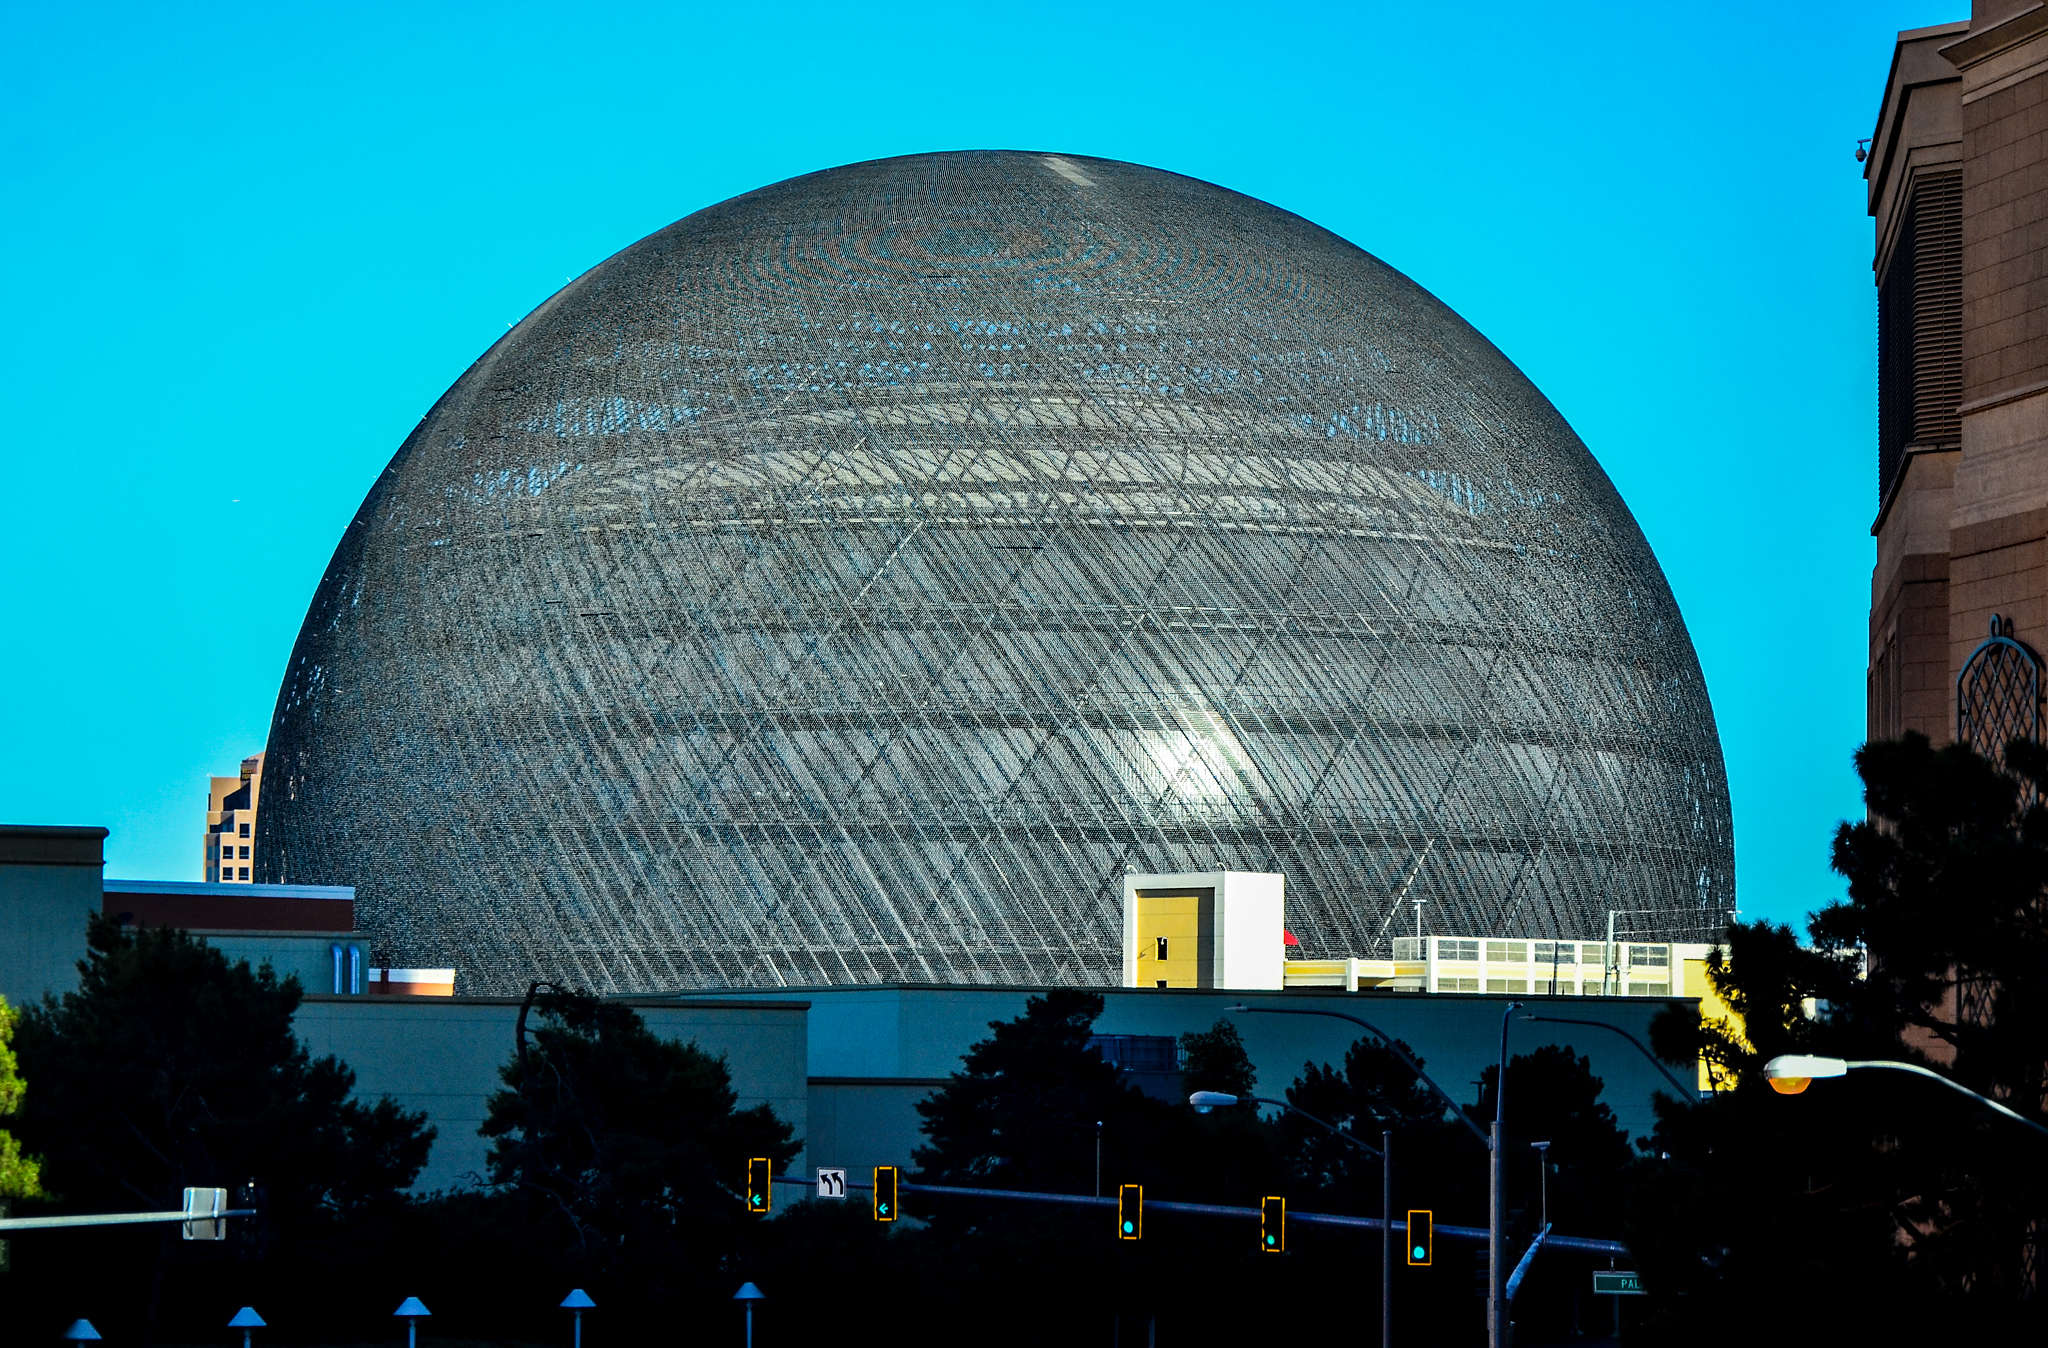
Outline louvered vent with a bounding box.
[1878,171,1963,501]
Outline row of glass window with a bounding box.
[1434,977,1672,995]
[211,844,252,860]
[211,865,250,881]
[1394,938,1669,968]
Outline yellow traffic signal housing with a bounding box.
[1407,1209,1433,1265]
[1260,1196,1285,1253]
[745,1157,771,1214]
[874,1165,899,1222]
[1117,1184,1142,1239]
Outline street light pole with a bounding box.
[1489,1001,1524,1348]
[1188,1092,1381,1157]
[1190,1087,1390,1348]
[1226,1003,1504,1347]
[1519,1013,1699,1100]
[1382,1129,1393,1348]
[1763,1055,2048,1138]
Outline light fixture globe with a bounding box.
[258,150,1733,994]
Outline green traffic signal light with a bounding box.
[745,1158,771,1214]
[1117,1184,1142,1240]
[1260,1196,1285,1253]
[1407,1209,1433,1265]
[873,1165,899,1222]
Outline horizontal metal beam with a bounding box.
[0,1209,256,1232]
[770,1175,1626,1256]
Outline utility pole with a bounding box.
[1382,1129,1393,1348]
[1532,1141,1551,1230]
[1095,1120,1103,1198]
[1489,1001,1523,1348]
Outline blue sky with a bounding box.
[0,1,1949,929]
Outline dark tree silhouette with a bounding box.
[9,913,432,1343]
[1628,731,2048,1343]
[481,986,798,1258]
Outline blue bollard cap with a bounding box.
[394,1297,431,1318]
[228,1308,267,1328]
[732,1282,766,1301]
[62,1322,101,1343]
[560,1289,596,1309]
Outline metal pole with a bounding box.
[1489,1119,1504,1348]
[573,1311,582,1348]
[1604,910,1616,997]
[1490,1000,1522,1348]
[409,1321,417,1348]
[1382,1129,1393,1348]
[1095,1121,1103,1198]
[745,1300,753,1348]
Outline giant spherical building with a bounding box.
[258,151,1733,994]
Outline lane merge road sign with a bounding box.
[1592,1271,1644,1295]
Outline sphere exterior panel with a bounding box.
[258,151,1732,993]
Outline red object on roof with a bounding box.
[1283,929,1301,947]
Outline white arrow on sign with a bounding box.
[816,1168,847,1199]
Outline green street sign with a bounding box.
[1593,1271,1645,1295]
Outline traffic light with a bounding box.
[874,1165,899,1222]
[1260,1196,1285,1253]
[1406,1209,1433,1265]
[745,1157,771,1214]
[1117,1184,1142,1239]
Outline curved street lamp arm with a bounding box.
[1519,1014,1697,1101]
[1847,1060,2048,1140]
[1249,1096,1383,1159]
[1230,1005,1491,1147]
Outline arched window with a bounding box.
[1957,614,2041,764]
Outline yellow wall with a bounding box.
[1679,951,1745,1091]
[1134,894,1208,988]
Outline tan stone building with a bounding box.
[1868,5,2048,755]
[203,752,263,883]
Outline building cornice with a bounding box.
[1940,2,2048,69]
[1871,443,1962,538]
[1957,377,2048,417]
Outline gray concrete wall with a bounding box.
[206,931,364,995]
[0,827,107,1008]
[706,986,1694,1189]
[293,997,809,1192]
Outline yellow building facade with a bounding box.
[203,753,263,884]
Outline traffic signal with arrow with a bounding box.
[1260,1196,1285,1253]
[745,1158,771,1214]
[874,1165,899,1222]
[1118,1184,1142,1240]
[1407,1210,1433,1265]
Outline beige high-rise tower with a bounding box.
[1868,5,2048,757]
[203,753,263,883]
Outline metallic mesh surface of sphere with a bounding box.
[258,150,1733,994]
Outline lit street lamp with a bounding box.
[1762,1054,2048,1139]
